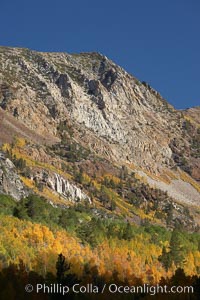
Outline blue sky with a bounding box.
[0,0,199,109]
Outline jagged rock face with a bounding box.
[52,173,91,203]
[0,47,199,176]
[33,170,91,203]
[0,152,27,200]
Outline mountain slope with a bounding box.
[0,47,176,170]
[0,46,200,230]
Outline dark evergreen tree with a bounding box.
[158,246,171,271]
[56,253,70,283]
[123,222,133,241]
[169,229,185,267]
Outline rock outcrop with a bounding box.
[0,152,27,200]
[51,173,91,203]
[33,170,91,203]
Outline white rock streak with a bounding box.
[53,173,91,203]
